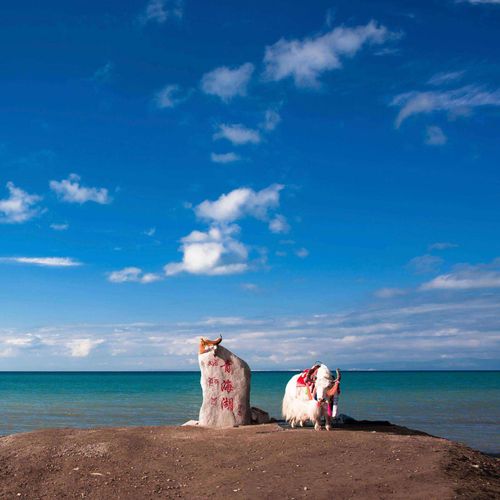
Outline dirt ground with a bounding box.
[0,422,498,499]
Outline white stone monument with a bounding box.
[198,337,252,427]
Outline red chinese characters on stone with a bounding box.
[210,396,218,407]
[220,397,234,412]
[221,379,234,393]
[220,359,233,374]
[208,377,219,389]
[208,358,219,367]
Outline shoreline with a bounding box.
[2,371,498,455]
[1,418,499,457]
[1,422,498,499]
[1,369,499,372]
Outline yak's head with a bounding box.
[198,336,222,355]
[314,364,341,402]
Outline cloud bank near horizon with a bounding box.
[2,288,499,370]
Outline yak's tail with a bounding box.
[282,375,299,421]
[282,392,291,419]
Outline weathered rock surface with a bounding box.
[251,407,271,425]
[198,340,251,427]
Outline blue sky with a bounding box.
[1,0,499,370]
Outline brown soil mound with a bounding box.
[0,423,498,499]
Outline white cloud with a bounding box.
[50,174,111,204]
[165,185,287,277]
[427,71,464,86]
[155,84,185,108]
[422,274,500,290]
[421,259,500,291]
[67,338,104,357]
[144,227,156,237]
[200,63,254,101]
[408,254,443,274]
[210,152,241,164]
[391,85,500,127]
[457,0,500,4]
[261,109,281,131]
[4,337,35,347]
[268,214,290,234]
[213,124,261,145]
[0,182,42,224]
[195,184,284,223]
[165,224,249,276]
[108,267,162,284]
[93,62,114,83]
[198,316,267,327]
[263,21,393,88]
[374,287,407,299]
[2,290,500,369]
[373,47,400,56]
[0,348,14,358]
[144,0,168,23]
[241,283,259,292]
[425,125,447,145]
[428,242,458,251]
[0,257,82,267]
[295,248,309,258]
[50,223,69,231]
[142,0,182,24]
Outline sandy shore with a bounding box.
[0,422,498,499]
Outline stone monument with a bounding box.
[198,336,252,427]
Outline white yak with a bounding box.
[282,364,340,431]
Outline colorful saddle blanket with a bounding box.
[296,368,341,398]
[296,369,312,387]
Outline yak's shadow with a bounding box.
[275,415,432,437]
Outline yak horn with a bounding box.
[202,336,222,345]
[335,368,341,381]
[199,336,223,355]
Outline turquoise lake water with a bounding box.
[0,371,498,454]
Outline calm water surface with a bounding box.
[0,371,498,453]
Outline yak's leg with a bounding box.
[332,396,339,418]
[312,402,322,430]
[324,404,332,431]
[326,396,339,431]
[290,418,296,428]
[325,414,332,431]
[314,412,322,431]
